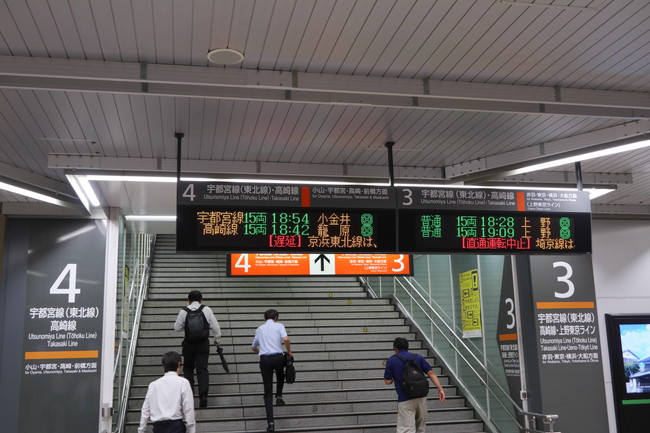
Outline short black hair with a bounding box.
[264,309,279,320]
[162,351,182,372]
[188,290,202,302]
[393,337,409,351]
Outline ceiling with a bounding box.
[1,0,649,234]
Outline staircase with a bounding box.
[124,234,484,432]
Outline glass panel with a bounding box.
[374,254,521,433]
[112,228,155,432]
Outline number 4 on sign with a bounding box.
[49,264,81,303]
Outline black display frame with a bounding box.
[398,209,592,254]
[176,182,593,255]
[176,205,398,253]
[605,314,650,433]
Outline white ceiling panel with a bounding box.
[0,0,649,228]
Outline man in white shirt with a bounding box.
[174,290,222,408]
[138,351,195,433]
[251,309,293,432]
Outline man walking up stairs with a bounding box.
[125,234,483,433]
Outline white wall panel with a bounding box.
[592,219,650,433]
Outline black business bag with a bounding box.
[284,354,296,384]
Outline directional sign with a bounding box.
[228,254,412,276]
[311,254,334,274]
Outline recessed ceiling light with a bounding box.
[207,48,244,65]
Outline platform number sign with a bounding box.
[48,264,81,303]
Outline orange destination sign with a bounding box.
[228,253,412,276]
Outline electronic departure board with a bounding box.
[176,181,592,254]
[176,206,397,252]
[398,211,592,253]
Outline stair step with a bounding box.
[122,235,483,433]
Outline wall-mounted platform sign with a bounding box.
[228,253,412,276]
[177,182,592,254]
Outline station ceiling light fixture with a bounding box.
[507,137,650,176]
[0,180,70,207]
[206,48,244,65]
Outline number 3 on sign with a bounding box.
[553,261,574,299]
[49,264,81,303]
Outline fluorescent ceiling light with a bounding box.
[124,215,177,221]
[66,175,89,210]
[584,187,615,200]
[67,174,101,211]
[509,138,650,175]
[0,181,68,206]
[87,174,177,183]
[78,177,101,207]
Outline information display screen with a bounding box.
[176,182,592,254]
[176,206,397,252]
[398,210,592,253]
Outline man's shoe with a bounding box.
[199,397,208,408]
[275,396,285,406]
[266,422,275,432]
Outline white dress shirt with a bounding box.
[138,371,196,433]
[251,319,288,355]
[173,301,222,343]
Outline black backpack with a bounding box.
[183,305,209,343]
[395,352,430,398]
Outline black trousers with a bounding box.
[152,419,186,433]
[182,339,210,400]
[259,353,285,423]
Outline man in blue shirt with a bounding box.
[384,337,446,433]
[251,309,293,432]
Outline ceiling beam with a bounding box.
[0,201,86,216]
[49,155,445,182]
[49,154,631,188]
[1,55,649,118]
[486,171,632,185]
[0,161,77,197]
[592,204,650,217]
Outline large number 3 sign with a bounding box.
[552,261,575,299]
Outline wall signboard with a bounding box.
[1,219,106,433]
[496,259,523,413]
[526,255,608,433]
[459,269,482,338]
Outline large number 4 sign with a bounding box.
[49,264,81,303]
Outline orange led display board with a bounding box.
[228,253,412,276]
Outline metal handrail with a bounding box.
[361,274,561,433]
[113,235,155,433]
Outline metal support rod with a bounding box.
[574,161,583,190]
[175,132,184,182]
[385,141,395,186]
